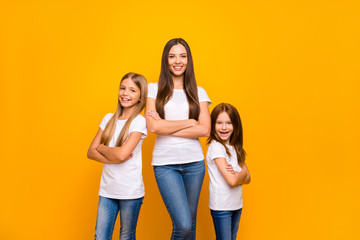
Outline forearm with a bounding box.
[147,118,195,135]
[239,164,251,185]
[232,169,250,185]
[170,124,210,138]
[87,149,113,164]
[97,144,130,163]
[170,101,210,138]
[242,172,251,184]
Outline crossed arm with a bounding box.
[214,158,251,187]
[145,97,211,138]
[87,128,142,164]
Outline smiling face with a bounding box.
[168,44,188,76]
[215,111,234,144]
[118,77,141,109]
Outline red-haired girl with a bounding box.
[206,103,251,240]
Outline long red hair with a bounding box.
[207,103,246,165]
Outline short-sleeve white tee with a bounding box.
[206,140,243,210]
[98,113,147,199]
[147,82,211,165]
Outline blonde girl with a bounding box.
[87,72,148,240]
[206,103,251,240]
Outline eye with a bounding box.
[120,87,125,90]
[169,55,175,58]
[131,89,136,92]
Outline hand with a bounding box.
[190,119,198,126]
[147,110,161,120]
[225,164,235,174]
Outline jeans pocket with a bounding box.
[153,165,168,178]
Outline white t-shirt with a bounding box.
[98,113,147,199]
[147,82,211,166]
[206,140,243,210]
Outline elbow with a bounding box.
[113,152,130,163]
[202,128,210,138]
[146,121,158,134]
[245,176,251,184]
[147,125,157,134]
[87,150,94,160]
[227,179,238,187]
[204,129,210,138]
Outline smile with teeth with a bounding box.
[219,131,229,136]
[121,97,131,102]
[173,66,183,71]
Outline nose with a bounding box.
[175,56,181,63]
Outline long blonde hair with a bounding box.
[101,72,148,147]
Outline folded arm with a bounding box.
[87,128,115,163]
[214,158,251,187]
[145,97,197,135]
[170,101,211,138]
[96,131,143,163]
[87,128,139,164]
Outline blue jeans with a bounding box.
[210,209,242,240]
[94,196,143,240]
[154,161,205,240]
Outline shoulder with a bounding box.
[148,82,158,98]
[101,113,114,123]
[99,113,114,129]
[148,82,158,87]
[129,114,147,136]
[209,140,225,151]
[148,82,158,91]
[197,86,206,93]
[208,140,227,157]
[197,86,211,103]
[131,114,146,126]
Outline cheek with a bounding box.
[134,93,141,100]
[168,58,174,65]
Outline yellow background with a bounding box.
[1,0,359,239]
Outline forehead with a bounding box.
[217,111,231,121]
[120,78,139,89]
[169,44,187,54]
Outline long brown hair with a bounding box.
[156,38,200,120]
[101,72,148,147]
[207,103,246,165]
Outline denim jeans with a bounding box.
[210,208,242,240]
[94,196,143,240]
[154,161,205,240]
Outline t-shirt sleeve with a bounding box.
[99,113,114,130]
[147,82,158,99]
[209,141,227,161]
[129,115,147,139]
[198,86,211,104]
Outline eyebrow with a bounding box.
[120,85,137,89]
[169,53,187,55]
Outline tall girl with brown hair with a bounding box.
[146,38,211,239]
[87,72,148,240]
[206,103,251,240]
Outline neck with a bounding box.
[172,75,184,89]
[119,105,137,120]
